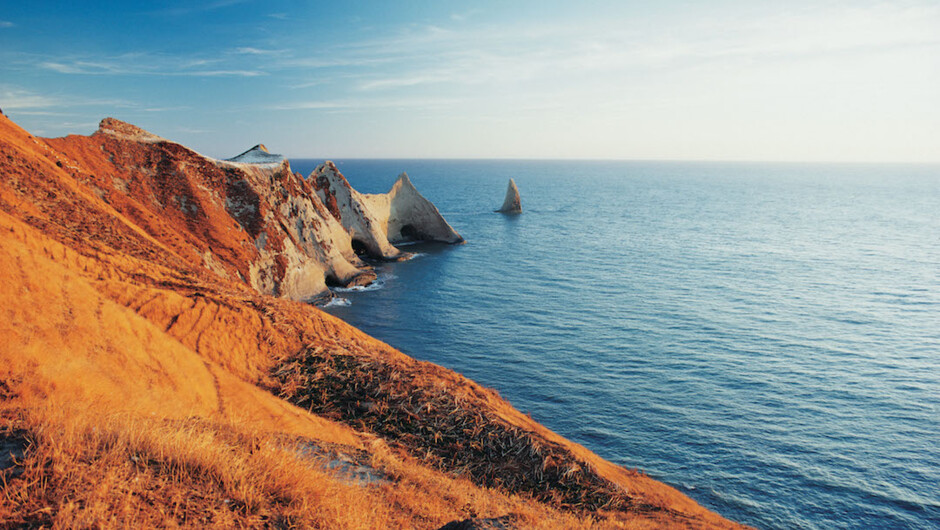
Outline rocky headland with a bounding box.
[0,114,745,528]
[311,161,463,261]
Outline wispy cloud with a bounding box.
[41,61,114,74]
[143,106,190,112]
[288,79,326,89]
[5,110,76,117]
[274,2,940,104]
[233,47,283,56]
[0,87,59,109]
[186,69,267,77]
[450,9,480,22]
[0,20,13,28]
[149,0,251,17]
[268,96,460,112]
[357,73,455,91]
[1,85,143,111]
[38,55,267,77]
[4,1,938,160]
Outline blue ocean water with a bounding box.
[292,159,940,529]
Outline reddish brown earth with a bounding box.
[0,113,748,529]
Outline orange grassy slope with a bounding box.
[0,113,747,529]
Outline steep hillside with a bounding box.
[0,113,746,529]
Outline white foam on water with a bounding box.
[323,297,351,307]
[333,272,398,293]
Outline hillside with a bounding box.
[0,113,746,529]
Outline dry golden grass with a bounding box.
[0,400,624,529]
[0,401,401,528]
[273,348,635,512]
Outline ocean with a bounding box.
[291,159,940,529]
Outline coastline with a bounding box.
[0,113,746,528]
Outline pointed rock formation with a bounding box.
[311,164,464,260]
[225,144,285,165]
[95,117,167,143]
[311,162,404,260]
[375,172,465,245]
[496,178,522,214]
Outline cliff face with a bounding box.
[311,162,464,261]
[18,117,454,302]
[0,114,745,529]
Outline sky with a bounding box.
[1,1,938,162]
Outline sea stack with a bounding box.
[497,178,522,214]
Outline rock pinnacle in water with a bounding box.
[496,178,522,214]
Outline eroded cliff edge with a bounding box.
[58,117,461,303]
[0,114,746,529]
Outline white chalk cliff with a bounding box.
[311,162,464,260]
[366,172,465,245]
[89,120,380,303]
[215,149,375,301]
[57,119,463,304]
[497,178,522,214]
[310,162,403,260]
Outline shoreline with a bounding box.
[0,112,746,528]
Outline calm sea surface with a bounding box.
[292,159,939,529]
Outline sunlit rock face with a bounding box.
[310,161,404,260]
[496,178,522,214]
[10,118,459,301]
[311,163,464,260]
[370,172,465,245]
[76,117,378,302]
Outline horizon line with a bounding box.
[284,156,940,166]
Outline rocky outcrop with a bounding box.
[77,119,463,301]
[496,178,522,214]
[50,117,386,302]
[379,172,465,244]
[215,147,375,300]
[311,162,404,260]
[225,144,285,164]
[94,117,167,143]
[312,163,464,260]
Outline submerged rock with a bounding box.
[496,178,522,214]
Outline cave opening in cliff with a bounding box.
[399,224,424,241]
[350,238,369,256]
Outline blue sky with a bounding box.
[1,1,938,161]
